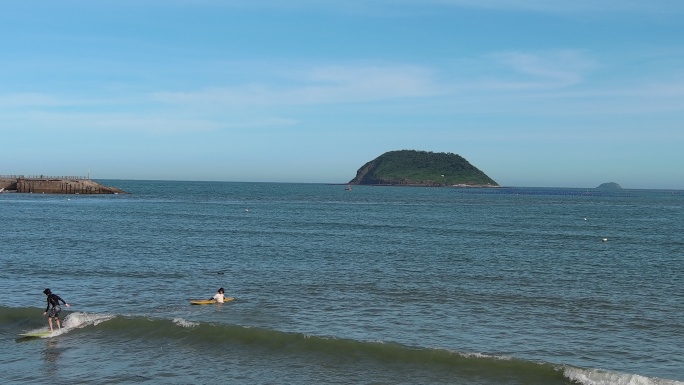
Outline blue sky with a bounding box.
[1,1,683,189]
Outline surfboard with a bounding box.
[190,297,235,305]
[19,331,53,338]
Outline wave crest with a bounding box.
[173,318,199,328]
[564,367,684,385]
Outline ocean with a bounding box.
[1,181,682,385]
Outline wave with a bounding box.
[564,367,683,385]
[3,306,681,385]
[14,311,115,338]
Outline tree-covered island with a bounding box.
[349,150,498,187]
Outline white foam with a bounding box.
[49,328,67,337]
[422,346,514,361]
[62,312,115,329]
[465,351,513,360]
[22,312,113,337]
[564,367,684,385]
[172,318,198,328]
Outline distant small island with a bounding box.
[349,150,498,187]
[596,182,622,189]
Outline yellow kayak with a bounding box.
[190,297,235,305]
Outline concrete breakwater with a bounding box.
[0,175,126,194]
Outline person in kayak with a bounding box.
[43,288,70,332]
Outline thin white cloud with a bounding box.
[0,111,220,134]
[0,93,67,108]
[3,51,682,134]
[478,50,596,90]
[634,81,684,98]
[221,118,300,129]
[85,115,221,134]
[152,64,443,107]
[0,92,148,110]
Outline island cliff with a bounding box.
[349,150,498,187]
[0,175,126,194]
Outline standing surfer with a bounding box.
[43,288,70,332]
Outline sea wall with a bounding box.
[0,176,126,194]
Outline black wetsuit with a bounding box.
[45,294,66,317]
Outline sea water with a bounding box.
[1,181,682,385]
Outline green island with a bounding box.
[348,150,498,187]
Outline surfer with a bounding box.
[210,287,226,303]
[42,288,70,332]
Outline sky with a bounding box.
[1,1,683,189]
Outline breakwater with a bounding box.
[0,175,126,194]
